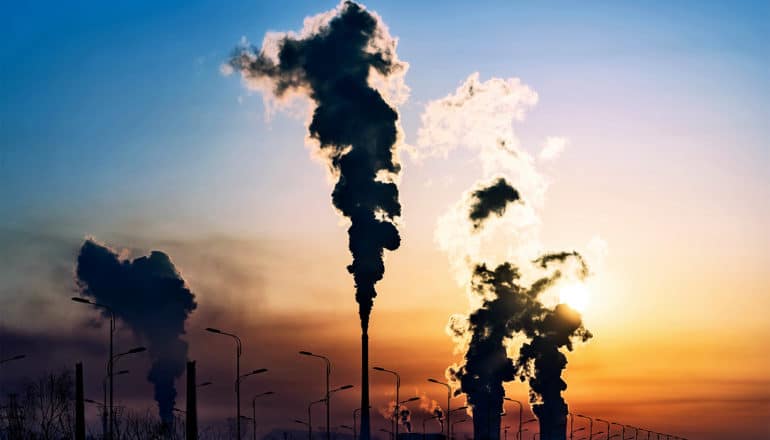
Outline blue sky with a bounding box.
[2,0,767,236]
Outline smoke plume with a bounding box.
[228,0,405,341]
[468,177,520,230]
[75,239,197,423]
[226,3,407,438]
[417,73,599,440]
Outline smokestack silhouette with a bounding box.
[75,362,85,440]
[448,182,591,440]
[186,361,198,440]
[75,239,197,424]
[228,3,407,438]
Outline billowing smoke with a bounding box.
[75,239,197,423]
[399,407,411,432]
[416,74,600,440]
[468,177,520,230]
[450,251,591,440]
[226,2,407,437]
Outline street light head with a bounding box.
[252,368,268,375]
[263,391,275,396]
[294,420,308,425]
[339,384,354,390]
[427,378,441,384]
[404,396,420,403]
[12,355,26,361]
[198,381,212,387]
[116,370,129,376]
[373,366,385,371]
[71,297,92,304]
[205,327,222,334]
[299,350,313,356]
[128,347,146,354]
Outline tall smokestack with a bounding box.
[75,238,197,424]
[227,3,408,438]
[75,362,85,440]
[186,361,198,440]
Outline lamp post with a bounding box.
[395,397,421,436]
[570,427,586,439]
[519,428,529,440]
[373,367,400,440]
[607,422,623,440]
[573,415,593,440]
[102,369,128,438]
[504,397,523,440]
[380,428,393,440]
[519,419,537,440]
[197,381,213,388]
[0,354,25,365]
[596,419,611,440]
[427,379,451,440]
[301,351,332,440]
[309,398,328,440]
[451,419,468,440]
[109,346,145,438]
[623,425,637,440]
[251,391,274,440]
[354,406,371,440]
[449,404,468,437]
[72,297,116,438]
[422,414,442,440]
[503,425,511,440]
[206,327,247,439]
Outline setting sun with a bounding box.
[559,283,590,313]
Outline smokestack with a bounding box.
[441,179,591,440]
[76,238,197,424]
[75,362,85,440]
[186,361,198,440]
[227,3,408,439]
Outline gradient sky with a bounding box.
[1,1,769,439]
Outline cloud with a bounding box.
[539,136,568,161]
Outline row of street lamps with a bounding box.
[68,297,688,440]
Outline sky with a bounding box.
[1,1,769,439]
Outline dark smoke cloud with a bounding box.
[450,245,591,439]
[468,177,520,230]
[398,407,411,432]
[228,0,404,332]
[75,239,197,423]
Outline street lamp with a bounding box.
[309,398,327,440]
[110,347,145,437]
[503,425,511,440]
[101,369,128,438]
[422,414,442,440]
[301,351,332,440]
[427,378,451,440]
[197,381,213,388]
[596,419,611,440]
[373,366,401,440]
[519,428,529,440]
[0,354,25,365]
[609,421,624,440]
[353,406,371,440]
[72,297,116,439]
[504,397,523,440]
[251,391,275,440]
[206,327,246,439]
[573,414,593,440]
[451,419,468,440]
[624,425,637,440]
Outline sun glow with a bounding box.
[559,283,590,313]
